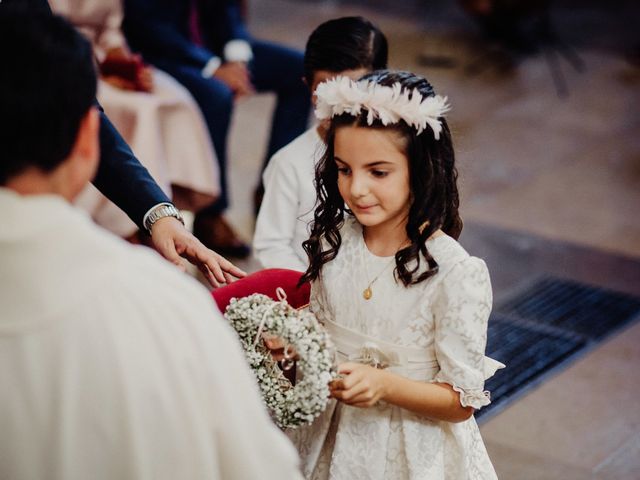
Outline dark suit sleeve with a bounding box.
[198,0,251,54]
[225,2,250,41]
[123,0,214,68]
[93,110,170,229]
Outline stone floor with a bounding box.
[220,0,640,477]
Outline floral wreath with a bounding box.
[314,75,450,139]
[224,290,336,429]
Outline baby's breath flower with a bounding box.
[224,294,336,429]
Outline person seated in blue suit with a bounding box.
[123,0,311,258]
[0,0,246,287]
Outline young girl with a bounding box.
[291,71,504,479]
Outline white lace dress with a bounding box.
[288,218,504,479]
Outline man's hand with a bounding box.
[213,62,255,98]
[329,362,390,408]
[150,216,246,287]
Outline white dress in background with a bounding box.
[289,217,504,479]
[254,126,324,271]
[51,0,220,236]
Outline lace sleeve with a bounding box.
[432,257,505,409]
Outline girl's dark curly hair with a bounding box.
[300,70,463,287]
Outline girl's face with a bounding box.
[334,125,411,235]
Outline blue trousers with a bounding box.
[156,40,310,213]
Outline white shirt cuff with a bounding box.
[223,39,253,63]
[201,56,222,78]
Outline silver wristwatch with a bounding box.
[143,202,184,233]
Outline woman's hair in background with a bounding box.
[301,70,463,287]
[303,16,388,84]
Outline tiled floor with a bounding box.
[221,0,640,477]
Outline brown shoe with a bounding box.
[193,213,251,259]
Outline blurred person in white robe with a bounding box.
[50,0,221,239]
[0,11,302,480]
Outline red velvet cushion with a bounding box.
[212,268,311,313]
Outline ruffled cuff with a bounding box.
[452,385,492,409]
[436,355,505,410]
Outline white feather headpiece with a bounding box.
[314,76,450,139]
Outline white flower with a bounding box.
[314,76,450,140]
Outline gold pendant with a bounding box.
[363,287,372,300]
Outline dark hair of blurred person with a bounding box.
[0,10,96,184]
[303,16,388,87]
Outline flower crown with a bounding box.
[314,76,450,139]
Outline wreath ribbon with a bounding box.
[253,287,287,348]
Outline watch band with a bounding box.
[143,202,184,233]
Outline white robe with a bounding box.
[0,188,302,480]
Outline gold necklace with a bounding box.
[361,249,396,300]
[362,260,395,299]
[361,232,411,300]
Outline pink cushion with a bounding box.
[212,268,310,313]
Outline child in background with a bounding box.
[253,17,388,271]
[290,71,504,479]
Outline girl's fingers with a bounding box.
[337,362,359,375]
[333,381,368,402]
[346,390,377,405]
[328,378,344,391]
[339,368,366,391]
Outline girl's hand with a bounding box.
[329,362,390,408]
